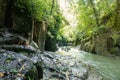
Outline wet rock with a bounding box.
[0,30,43,80]
[0,45,41,54]
[87,71,103,80]
[0,51,43,80]
[0,30,28,45]
[36,51,104,80]
[40,52,89,80]
[0,29,103,80]
[0,30,41,55]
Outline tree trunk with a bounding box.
[115,0,120,30]
[50,0,55,14]
[89,0,100,27]
[30,18,34,44]
[38,21,47,53]
[34,21,48,53]
[0,0,6,27]
[4,0,14,28]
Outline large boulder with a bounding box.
[0,29,43,80]
[0,51,43,80]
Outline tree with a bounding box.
[4,0,15,28]
[74,0,120,55]
[89,0,100,27]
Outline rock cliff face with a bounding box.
[80,34,120,56]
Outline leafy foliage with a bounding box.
[74,0,119,43]
[14,0,65,38]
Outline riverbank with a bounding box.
[0,30,104,80]
[57,47,120,80]
[42,51,104,80]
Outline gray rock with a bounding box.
[0,51,43,80]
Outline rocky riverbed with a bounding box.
[0,29,103,80]
[41,51,103,80]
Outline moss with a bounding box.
[110,47,120,56]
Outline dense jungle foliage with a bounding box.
[75,0,120,56]
[0,0,120,56]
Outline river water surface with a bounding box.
[58,47,120,80]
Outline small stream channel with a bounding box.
[58,47,120,80]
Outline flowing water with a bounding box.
[58,47,120,80]
[58,0,120,79]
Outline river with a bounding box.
[58,0,120,79]
[58,47,120,80]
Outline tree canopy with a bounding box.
[0,0,120,55]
